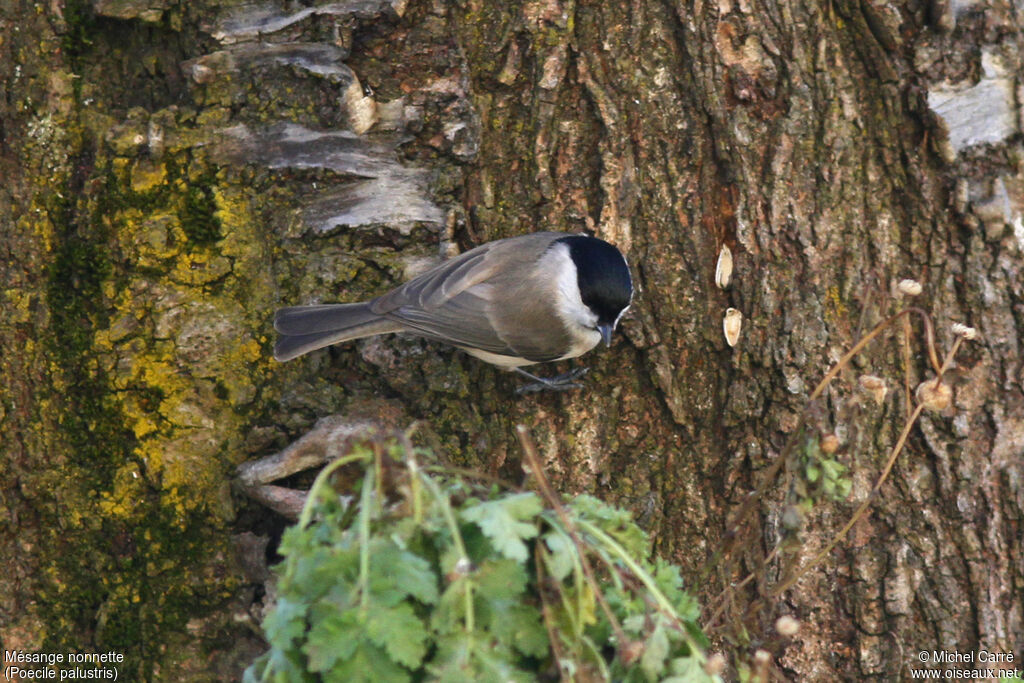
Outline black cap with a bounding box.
[557,235,632,327]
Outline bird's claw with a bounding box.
[514,367,589,395]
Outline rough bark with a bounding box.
[1,0,1021,680]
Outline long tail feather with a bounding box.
[273,303,402,361]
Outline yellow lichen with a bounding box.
[131,415,160,440]
[824,284,848,322]
[130,159,168,193]
[4,288,34,323]
[97,463,146,520]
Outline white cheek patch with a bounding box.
[544,244,603,360]
[550,244,599,330]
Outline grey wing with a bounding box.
[388,288,517,356]
[369,232,565,356]
[371,242,496,314]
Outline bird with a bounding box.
[273,231,632,392]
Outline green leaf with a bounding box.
[429,634,533,683]
[286,546,360,601]
[570,494,631,526]
[543,530,575,581]
[461,492,542,562]
[474,557,528,601]
[428,633,476,682]
[570,494,649,557]
[369,542,439,605]
[245,648,313,683]
[653,560,700,621]
[459,521,491,564]
[365,602,429,669]
[432,575,471,634]
[472,643,537,682]
[489,603,549,658]
[640,620,670,680]
[303,609,360,673]
[622,614,647,634]
[450,558,548,659]
[666,653,715,682]
[276,524,312,559]
[550,581,598,643]
[323,641,409,683]
[262,597,307,650]
[821,459,846,479]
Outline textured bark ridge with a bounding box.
[1,0,1022,679]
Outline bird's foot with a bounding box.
[514,367,589,395]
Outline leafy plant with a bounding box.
[797,435,852,504]
[245,436,716,682]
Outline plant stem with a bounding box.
[418,471,475,634]
[770,402,926,596]
[517,425,632,658]
[297,451,371,529]
[576,518,706,661]
[358,466,374,613]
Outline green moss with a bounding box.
[98,155,224,251]
[60,0,99,66]
[38,505,230,657]
[105,160,170,213]
[39,152,235,674]
[179,167,223,245]
[46,183,122,480]
[453,4,513,84]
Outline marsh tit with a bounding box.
[274,231,632,392]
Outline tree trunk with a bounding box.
[2,0,1021,679]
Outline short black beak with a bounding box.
[598,323,614,347]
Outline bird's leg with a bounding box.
[513,366,589,394]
